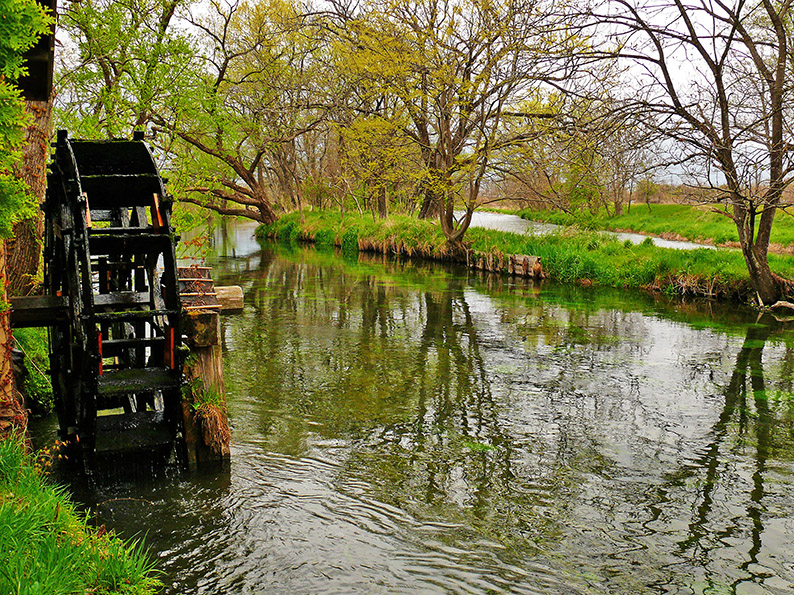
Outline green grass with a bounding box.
[0,436,162,594]
[518,203,794,248]
[13,328,53,416]
[258,210,794,301]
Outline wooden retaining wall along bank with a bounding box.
[466,251,546,278]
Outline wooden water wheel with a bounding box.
[43,130,185,467]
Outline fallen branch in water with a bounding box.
[768,300,794,312]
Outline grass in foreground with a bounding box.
[518,203,794,249]
[258,210,794,301]
[0,436,162,594]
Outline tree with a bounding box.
[56,0,195,137]
[0,0,51,434]
[154,0,330,223]
[600,0,794,306]
[338,112,422,219]
[332,0,584,247]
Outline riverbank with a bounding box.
[518,204,794,253]
[0,436,162,594]
[257,210,794,301]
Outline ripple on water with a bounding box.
[61,240,794,594]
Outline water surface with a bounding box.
[466,211,716,250]
[48,231,794,594]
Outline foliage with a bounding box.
[0,436,162,594]
[258,210,794,301]
[53,0,794,301]
[596,0,794,303]
[332,0,588,241]
[56,0,195,138]
[13,328,53,415]
[0,0,52,238]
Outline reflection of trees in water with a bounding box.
[221,247,794,589]
[636,321,794,591]
[223,249,583,554]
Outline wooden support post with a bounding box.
[181,309,230,469]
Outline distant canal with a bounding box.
[44,223,794,593]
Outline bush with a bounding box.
[341,229,359,255]
[277,220,298,242]
[13,328,52,415]
[314,228,335,247]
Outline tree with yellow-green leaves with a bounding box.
[328,0,588,248]
[154,0,332,223]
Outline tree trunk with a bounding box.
[739,244,781,305]
[418,187,441,219]
[418,165,443,219]
[734,211,781,304]
[7,99,52,296]
[733,200,786,305]
[257,200,278,225]
[0,241,27,439]
[377,187,388,219]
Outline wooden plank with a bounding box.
[94,411,172,453]
[9,295,68,327]
[92,308,178,322]
[96,367,179,396]
[93,291,151,307]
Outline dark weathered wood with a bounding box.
[182,309,230,469]
[9,295,68,327]
[89,233,171,255]
[96,367,180,396]
[93,291,151,307]
[94,411,172,454]
[91,309,179,321]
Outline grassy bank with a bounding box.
[518,204,794,250]
[257,210,794,301]
[0,436,162,594]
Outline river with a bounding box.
[465,211,716,250]
[35,221,794,594]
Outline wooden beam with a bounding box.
[9,295,68,328]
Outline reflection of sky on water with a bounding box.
[178,217,262,264]
[464,210,716,250]
[46,235,794,595]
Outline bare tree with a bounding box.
[599,0,794,305]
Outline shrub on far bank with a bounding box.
[257,210,794,302]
